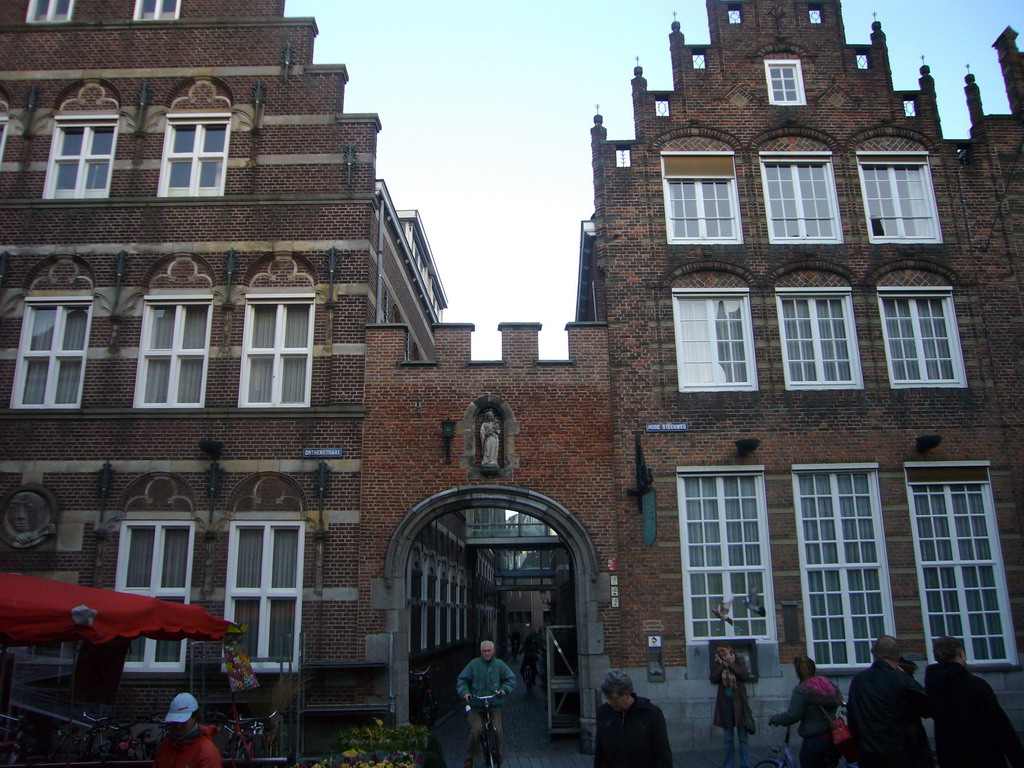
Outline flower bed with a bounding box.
[293,720,444,768]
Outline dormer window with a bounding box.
[808,4,823,23]
[727,4,742,23]
[765,60,806,105]
[28,0,73,22]
[135,0,180,19]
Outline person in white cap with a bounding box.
[153,692,222,768]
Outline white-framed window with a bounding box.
[662,154,743,244]
[760,153,842,243]
[776,288,861,389]
[672,288,757,391]
[134,299,212,407]
[655,100,670,117]
[44,120,117,199]
[226,522,304,667]
[857,153,941,242]
[0,116,8,163]
[765,60,806,105]
[159,116,230,197]
[677,468,773,640]
[27,0,74,22]
[727,4,742,23]
[906,463,1016,664]
[808,5,823,23]
[240,298,314,407]
[117,522,195,671]
[794,466,893,667]
[877,288,965,388]
[12,300,92,409]
[134,0,180,19]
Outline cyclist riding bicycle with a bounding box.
[457,641,516,768]
[519,630,540,688]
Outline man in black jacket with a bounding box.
[925,636,1024,767]
[593,670,672,768]
[847,635,933,768]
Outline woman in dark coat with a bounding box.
[711,643,752,768]
[768,656,843,768]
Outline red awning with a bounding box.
[0,573,233,646]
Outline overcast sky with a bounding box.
[284,0,1023,360]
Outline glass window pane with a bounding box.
[236,528,264,588]
[181,306,208,349]
[203,126,227,153]
[62,309,88,351]
[56,163,79,190]
[30,309,56,351]
[144,358,170,403]
[271,528,298,588]
[85,161,109,190]
[90,128,114,155]
[172,126,196,154]
[149,307,175,348]
[161,528,189,588]
[248,358,273,402]
[198,160,222,189]
[60,128,84,156]
[268,599,295,658]
[177,359,203,403]
[168,161,192,188]
[281,358,306,403]
[233,599,260,658]
[54,360,82,404]
[251,306,277,348]
[126,528,155,588]
[284,306,309,348]
[22,360,48,404]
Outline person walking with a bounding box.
[153,692,222,768]
[768,655,842,768]
[593,670,672,768]
[846,635,932,768]
[711,643,753,768]
[924,635,1024,768]
[457,640,517,768]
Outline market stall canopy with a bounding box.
[0,573,233,646]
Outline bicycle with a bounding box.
[466,692,502,768]
[521,654,538,694]
[409,665,439,727]
[209,710,277,760]
[0,712,28,764]
[753,727,799,768]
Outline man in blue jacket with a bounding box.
[457,640,517,768]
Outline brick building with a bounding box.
[2,0,1024,758]
[575,0,1024,749]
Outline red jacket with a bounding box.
[154,724,222,768]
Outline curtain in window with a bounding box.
[54,360,82,404]
[271,528,298,588]
[177,359,203,403]
[268,599,295,658]
[22,361,47,404]
[63,309,88,350]
[236,528,264,588]
[126,528,155,588]
[161,528,189,588]
[248,359,272,402]
[150,307,175,349]
[145,359,170,403]
[284,306,308,347]
[182,306,207,348]
[281,358,306,403]
[233,599,261,658]
[252,305,276,348]
[30,309,56,351]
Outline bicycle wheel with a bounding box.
[753,760,782,768]
[483,722,500,767]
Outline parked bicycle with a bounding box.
[466,693,502,768]
[208,710,277,760]
[409,665,439,727]
[753,727,800,768]
[0,712,28,764]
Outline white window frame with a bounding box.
[760,153,842,243]
[906,462,1016,665]
[225,522,304,670]
[116,521,195,672]
[877,287,966,388]
[677,467,775,641]
[793,465,894,668]
[44,118,118,199]
[12,298,92,409]
[662,153,743,244]
[27,0,74,22]
[765,59,806,105]
[239,296,314,407]
[0,116,8,163]
[134,297,212,408]
[776,288,862,389]
[158,114,230,197]
[134,0,180,19]
[672,288,757,391]
[857,152,942,243]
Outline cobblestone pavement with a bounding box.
[432,657,752,768]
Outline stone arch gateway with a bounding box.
[378,485,605,752]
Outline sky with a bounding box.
[284,0,1023,360]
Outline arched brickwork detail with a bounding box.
[755,43,813,59]
[659,136,734,153]
[667,263,755,289]
[245,253,316,290]
[121,473,196,516]
[867,260,957,287]
[652,126,742,153]
[25,255,96,293]
[752,126,839,153]
[770,258,854,286]
[167,77,233,111]
[850,127,934,153]
[228,472,307,517]
[54,80,121,112]
[144,253,216,291]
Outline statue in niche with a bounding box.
[2,489,56,548]
[480,410,501,468]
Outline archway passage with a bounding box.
[383,486,603,753]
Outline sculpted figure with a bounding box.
[3,490,55,548]
[480,411,501,467]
